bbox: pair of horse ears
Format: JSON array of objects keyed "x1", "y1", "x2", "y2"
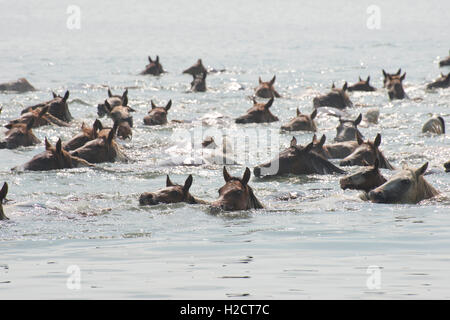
[
  {"x1": 166, "y1": 175, "x2": 193, "y2": 192},
  {"x1": 52, "y1": 90, "x2": 70, "y2": 101},
  {"x1": 331, "y1": 82, "x2": 348, "y2": 91},
  {"x1": 290, "y1": 136, "x2": 314, "y2": 152},
  {"x1": 45, "y1": 137, "x2": 63, "y2": 154},
  {"x1": 258, "y1": 75, "x2": 276, "y2": 85},
  {"x1": 151, "y1": 100, "x2": 172, "y2": 111},
  {"x1": 312, "y1": 134, "x2": 326, "y2": 147},
  {"x1": 359, "y1": 76, "x2": 371, "y2": 83},
  {"x1": 148, "y1": 55, "x2": 160, "y2": 63},
  {"x1": 223, "y1": 167, "x2": 251, "y2": 186}
]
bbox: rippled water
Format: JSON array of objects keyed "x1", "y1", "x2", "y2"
[{"x1": 1, "y1": 0, "x2": 450, "y2": 299}]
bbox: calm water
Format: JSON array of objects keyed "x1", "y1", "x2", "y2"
[{"x1": 0, "y1": 0, "x2": 450, "y2": 299}]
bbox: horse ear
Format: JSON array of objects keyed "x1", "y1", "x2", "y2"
[
  {"x1": 304, "y1": 141, "x2": 314, "y2": 153},
  {"x1": 104, "y1": 100, "x2": 112, "y2": 111},
  {"x1": 258, "y1": 77, "x2": 262, "y2": 84},
  {"x1": 382, "y1": 69, "x2": 387, "y2": 77},
  {"x1": 183, "y1": 175, "x2": 193, "y2": 193},
  {"x1": 270, "y1": 75, "x2": 276, "y2": 86},
  {"x1": 45, "y1": 137, "x2": 52, "y2": 150},
  {"x1": 374, "y1": 133, "x2": 381, "y2": 148},
  {"x1": 396, "y1": 68, "x2": 401, "y2": 76},
  {"x1": 0, "y1": 182, "x2": 7, "y2": 201},
  {"x1": 310, "y1": 109, "x2": 317, "y2": 120},
  {"x1": 63, "y1": 91, "x2": 70, "y2": 101},
  {"x1": 223, "y1": 166, "x2": 232, "y2": 182},
  {"x1": 359, "y1": 76, "x2": 362, "y2": 81},
  {"x1": 356, "y1": 134, "x2": 364, "y2": 145},
  {"x1": 52, "y1": 91, "x2": 57, "y2": 98},
  {"x1": 241, "y1": 167, "x2": 251, "y2": 186},
  {"x1": 342, "y1": 82, "x2": 348, "y2": 91},
  {"x1": 367, "y1": 76, "x2": 370, "y2": 83},
  {"x1": 26, "y1": 118, "x2": 35, "y2": 130},
  {"x1": 400, "y1": 73, "x2": 406, "y2": 81},
  {"x1": 151, "y1": 100, "x2": 157, "y2": 109},
  {"x1": 108, "y1": 89, "x2": 113, "y2": 97},
  {"x1": 296, "y1": 108, "x2": 301, "y2": 116},
  {"x1": 290, "y1": 136, "x2": 297, "y2": 147},
  {"x1": 165, "y1": 100, "x2": 172, "y2": 111},
  {"x1": 156, "y1": 56, "x2": 159, "y2": 63},
  {"x1": 319, "y1": 134, "x2": 326, "y2": 147},
  {"x1": 148, "y1": 56, "x2": 153, "y2": 63},
  {"x1": 108, "y1": 121, "x2": 118, "y2": 145},
  {"x1": 56, "y1": 138, "x2": 62, "y2": 154},
  {"x1": 441, "y1": 72, "x2": 445, "y2": 78},
  {"x1": 122, "y1": 94, "x2": 128, "y2": 107},
  {"x1": 312, "y1": 134, "x2": 317, "y2": 142},
  {"x1": 415, "y1": 162, "x2": 428, "y2": 177},
  {"x1": 93, "y1": 119, "x2": 103, "y2": 131},
  {"x1": 264, "y1": 97, "x2": 274, "y2": 109},
  {"x1": 354, "y1": 113, "x2": 362, "y2": 126},
  {"x1": 331, "y1": 82, "x2": 335, "y2": 89},
  {"x1": 373, "y1": 158, "x2": 380, "y2": 170},
  {"x1": 252, "y1": 97, "x2": 257, "y2": 105},
  {"x1": 166, "y1": 175, "x2": 174, "y2": 187}
]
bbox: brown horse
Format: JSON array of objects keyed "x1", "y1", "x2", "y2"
[
  {"x1": 312, "y1": 134, "x2": 359, "y2": 159},
  {"x1": 70, "y1": 122, "x2": 128, "y2": 163},
  {"x1": 0, "y1": 78, "x2": 36, "y2": 93},
  {"x1": 281, "y1": 108, "x2": 317, "y2": 132},
  {"x1": 334, "y1": 113, "x2": 363, "y2": 142},
  {"x1": 139, "y1": 175, "x2": 206, "y2": 205},
  {"x1": 444, "y1": 160, "x2": 450, "y2": 172},
  {"x1": 340, "y1": 159, "x2": 387, "y2": 193},
  {"x1": 368, "y1": 162, "x2": 439, "y2": 204},
  {"x1": 15, "y1": 138, "x2": 94, "y2": 171},
  {"x1": 140, "y1": 55, "x2": 165, "y2": 75},
  {"x1": 97, "y1": 88, "x2": 128, "y2": 117},
  {"x1": 383, "y1": 70, "x2": 407, "y2": 100},
  {"x1": 21, "y1": 91, "x2": 73, "y2": 123},
  {"x1": 347, "y1": 76, "x2": 376, "y2": 92},
  {"x1": 255, "y1": 76, "x2": 281, "y2": 98},
  {"x1": 313, "y1": 82, "x2": 353, "y2": 110},
  {"x1": 63, "y1": 119, "x2": 103, "y2": 151},
  {"x1": 422, "y1": 116, "x2": 445, "y2": 134},
  {"x1": 339, "y1": 134, "x2": 394, "y2": 170},
  {"x1": 439, "y1": 51, "x2": 450, "y2": 67},
  {"x1": 5, "y1": 105, "x2": 67, "y2": 129},
  {"x1": 0, "y1": 182, "x2": 8, "y2": 220},
  {"x1": 0, "y1": 119, "x2": 40, "y2": 149},
  {"x1": 183, "y1": 59, "x2": 208, "y2": 77},
  {"x1": 210, "y1": 167, "x2": 263, "y2": 211},
  {"x1": 426, "y1": 72, "x2": 450, "y2": 90},
  {"x1": 143, "y1": 100, "x2": 172, "y2": 125},
  {"x1": 253, "y1": 137, "x2": 346, "y2": 177},
  {"x1": 382, "y1": 69, "x2": 401, "y2": 88},
  {"x1": 235, "y1": 97, "x2": 279, "y2": 124}
]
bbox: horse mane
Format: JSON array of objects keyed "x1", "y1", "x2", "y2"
[
  {"x1": 247, "y1": 185, "x2": 264, "y2": 209},
  {"x1": 417, "y1": 175, "x2": 439, "y2": 201},
  {"x1": 310, "y1": 151, "x2": 346, "y2": 174}
]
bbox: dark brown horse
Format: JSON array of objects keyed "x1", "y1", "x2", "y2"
[
  {"x1": 235, "y1": 97, "x2": 279, "y2": 124},
  {"x1": 63, "y1": 119, "x2": 103, "y2": 151},
  {"x1": 313, "y1": 82, "x2": 353, "y2": 109},
  {"x1": 143, "y1": 100, "x2": 172, "y2": 125},
  {"x1": 383, "y1": 70, "x2": 407, "y2": 100},
  {"x1": 0, "y1": 119, "x2": 40, "y2": 149},
  {"x1": 139, "y1": 175, "x2": 206, "y2": 205},
  {"x1": 253, "y1": 137, "x2": 346, "y2": 177},
  {"x1": 281, "y1": 108, "x2": 317, "y2": 132},
  {"x1": 312, "y1": 134, "x2": 359, "y2": 159},
  {"x1": 140, "y1": 55, "x2": 165, "y2": 76},
  {"x1": 255, "y1": 76, "x2": 281, "y2": 98},
  {"x1": 426, "y1": 72, "x2": 450, "y2": 90},
  {"x1": 347, "y1": 76, "x2": 376, "y2": 92},
  {"x1": 0, "y1": 78, "x2": 36, "y2": 93},
  {"x1": 382, "y1": 69, "x2": 401, "y2": 88},
  {"x1": 69, "y1": 122, "x2": 128, "y2": 163},
  {"x1": 444, "y1": 160, "x2": 450, "y2": 172},
  {"x1": 97, "y1": 88, "x2": 128, "y2": 117},
  {"x1": 210, "y1": 167, "x2": 264, "y2": 211},
  {"x1": 340, "y1": 159, "x2": 387, "y2": 193},
  {"x1": 339, "y1": 134, "x2": 394, "y2": 170},
  {"x1": 368, "y1": 162, "x2": 439, "y2": 204},
  {"x1": 0, "y1": 182, "x2": 8, "y2": 220},
  {"x1": 334, "y1": 113, "x2": 363, "y2": 142},
  {"x1": 21, "y1": 91, "x2": 73, "y2": 123},
  {"x1": 16, "y1": 138, "x2": 94, "y2": 171}
]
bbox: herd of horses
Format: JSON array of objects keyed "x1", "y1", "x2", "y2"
[{"x1": 1, "y1": 51, "x2": 450, "y2": 219}]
